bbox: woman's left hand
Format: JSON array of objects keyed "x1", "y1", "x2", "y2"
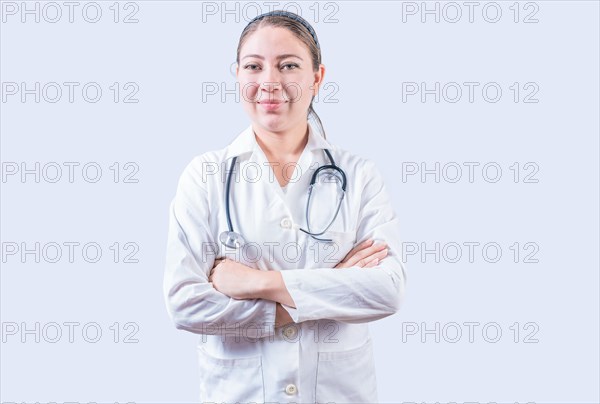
[{"x1": 209, "y1": 258, "x2": 261, "y2": 300}]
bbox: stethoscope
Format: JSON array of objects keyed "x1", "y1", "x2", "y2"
[{"x1": 219, "y1": 148, "x2": 347, "y2": 249}]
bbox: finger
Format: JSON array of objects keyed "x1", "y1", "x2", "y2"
[
  {"x1": 364, "y1": 257, "x2": 379, "y2": 268},
  {"x1": 345, "y1": 238, "x2": 374, "y2": 256},
  {"x1": 346, "y1": 242, "x2": 388, "y2": 267},
  {"x1": 353, "y1": 238, "x2": 375, "y2": 253},
  {"x1": 365, "y1": 247, "x2": 389, "y2": 266},
  {"x1": 347, "y1": 245, "x2": 387, "y2": 267},
  {"x1": 339, "y1": 239, "x2": 374, "y2": 264},
  {"x1": 374, "y1": 247, "x2": 389, "y2": 260}
]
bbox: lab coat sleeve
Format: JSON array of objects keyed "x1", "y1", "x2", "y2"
[
  {"x1": 163, "y1": 157, "x2": 277, "y2": 339},
  {"x1": 279, "y1": 158, "x2": 407, "y2": 324}
]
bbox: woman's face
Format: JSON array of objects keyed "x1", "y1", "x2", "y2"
[{"x1": 236, "y1": 25, "x2": 325, "y2": 134}]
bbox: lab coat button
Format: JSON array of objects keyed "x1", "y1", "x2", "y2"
[
  {"x1": 283, "y1": 325, "x2": 297, "y2": 338},
  {"x1": 285, "y1": 383, "x2": 297, "y2": 395},
  {"x1": 280, "y1": 218, "x2": 292, "y2": 229}
]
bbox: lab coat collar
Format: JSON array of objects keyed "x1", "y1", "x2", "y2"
[{"x1": 224, "y1": 122, "x2": 333, "y2": 160}]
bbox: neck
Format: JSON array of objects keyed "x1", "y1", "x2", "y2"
[{"x1": 253, "y1": 123, "x2": 309, "y2": 161}]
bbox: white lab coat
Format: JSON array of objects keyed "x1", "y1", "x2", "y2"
[{"x1": 163, "y1": 122, "x2": 407, "y2": 404}]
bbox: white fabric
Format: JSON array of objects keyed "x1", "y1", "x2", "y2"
[{"x1": 163, "y1": 122, "x2": 407, "y2": 404}]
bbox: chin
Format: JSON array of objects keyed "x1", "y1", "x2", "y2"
[{"x1": 252, "y1": 113, "x2": 287, "y2": 130}]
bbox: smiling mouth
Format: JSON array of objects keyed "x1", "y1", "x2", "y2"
[
  {"x1": 257, "y1": 100, "x2": 286, "y2": 110},
  {"x1": 257, "y1": 100, "x2": 285, "y2": 104}
]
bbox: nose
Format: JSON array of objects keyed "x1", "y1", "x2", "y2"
[
  {"x1": 261, "y1": 64, "x2": 283, "y2": 86},
  {"x1": 259, "y1": 67, "x2": 283, "y2": 101},
  {"x1": 260, "y1": 81, "x2": 282, "y2": 93}
]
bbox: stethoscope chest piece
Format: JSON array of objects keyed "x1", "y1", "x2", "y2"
[{"x1": 219, "y1": 230, "x2": 246, "y2": 249}]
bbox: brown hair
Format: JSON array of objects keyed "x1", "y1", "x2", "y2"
[{"x1": 236, "y1": 12, "x2": 328, "y2": 139}]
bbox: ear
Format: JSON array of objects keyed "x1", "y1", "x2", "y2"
[{"x1": 313, "y1": 64, "x2": 326, "y2": 96}]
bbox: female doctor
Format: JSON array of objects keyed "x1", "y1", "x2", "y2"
[{"x1": 163, "y1": 10, "x2": 407, "y2": 404}]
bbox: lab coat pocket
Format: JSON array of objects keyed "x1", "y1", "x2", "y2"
[
  {"x1": 197, "y1": 346, "x2": 265, "y2": 404},
  {"x1": 319, "y1": 230, "x2": 356, "y2": 266},
  {"x1": 315, "y1": 338, "x2": 378, "y2": 404}
]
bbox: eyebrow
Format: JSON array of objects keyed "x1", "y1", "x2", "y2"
[{"x1": 241, "y1": 54, "x2": 303, "y2": 61}]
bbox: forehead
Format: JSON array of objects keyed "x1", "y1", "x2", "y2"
[{"x1": 240, "y1": 26, "x2": 310, "y2": 58}]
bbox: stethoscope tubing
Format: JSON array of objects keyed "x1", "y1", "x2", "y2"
[{"x1": 221, "y1": 149, "x2": 346, "y2": 247}]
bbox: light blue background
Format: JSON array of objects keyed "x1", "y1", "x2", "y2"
[{"x1": 1, "y1": 1, "x2": 599, "y2": 403}]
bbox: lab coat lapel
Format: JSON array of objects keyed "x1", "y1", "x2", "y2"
[
  {"x1": 241, "y1": 123, "x2": 333, "y2": 220},
  {"x1": 251, "y1": 141, "x2": 288, "y2": 205},
  {"x1": 252, "y1": 135, "x2": 324, "y2": 213},
  {"x1": 284, "y1": 146, "x2": 319, "y2": 211},
  {"x1": 286, "y1": 124, "x2": 333, "y2": 220}
]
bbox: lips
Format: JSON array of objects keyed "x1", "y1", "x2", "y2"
[
  {"x1": 257, "y1": 100, "x2": 284, "y2": 104},
  {"x1": 257, "y1": 99, "x2": 285, "y2": 111}
]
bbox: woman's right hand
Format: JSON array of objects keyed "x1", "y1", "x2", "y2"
[{"x1": 335, "y1": 239, "x2": 389, "y2": 269}]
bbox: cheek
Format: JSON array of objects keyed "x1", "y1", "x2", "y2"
[
  {"x1": 284, "y1": 81, "x2": 314, "y2": 104},
  {"x1": 283, "y1": 84, "x2": 301, "y2": 103},
  {"x1": 239, "y1": 81, "x2": 260, "y2": 103}
]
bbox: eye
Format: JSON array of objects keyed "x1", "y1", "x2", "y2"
[
  {"x1": 281, "y1": 63, "x2": 299, "y2": 70},
  {"x1": 243, "y1": 63, "x2": 261, "y2": 71}
]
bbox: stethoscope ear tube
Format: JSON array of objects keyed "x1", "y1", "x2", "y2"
[
  {"x1": 302, "y1": 149, "x2": 346, "y2": 241},
  {"x1": 309, "y1": 164, "x2": 347, "y2": 192},
  {"x1": 224, "y1": 156, "x2": 237, "y2": 233},
  {"x1": 301, "y1": 188, "x2": 345, "y2": 241},
  {"x1": 220, "y1": 148, "x2": 347, "y2": 247},
  {"x1": 219, "y1": 156, "x2": 247, "y2": 249}
]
